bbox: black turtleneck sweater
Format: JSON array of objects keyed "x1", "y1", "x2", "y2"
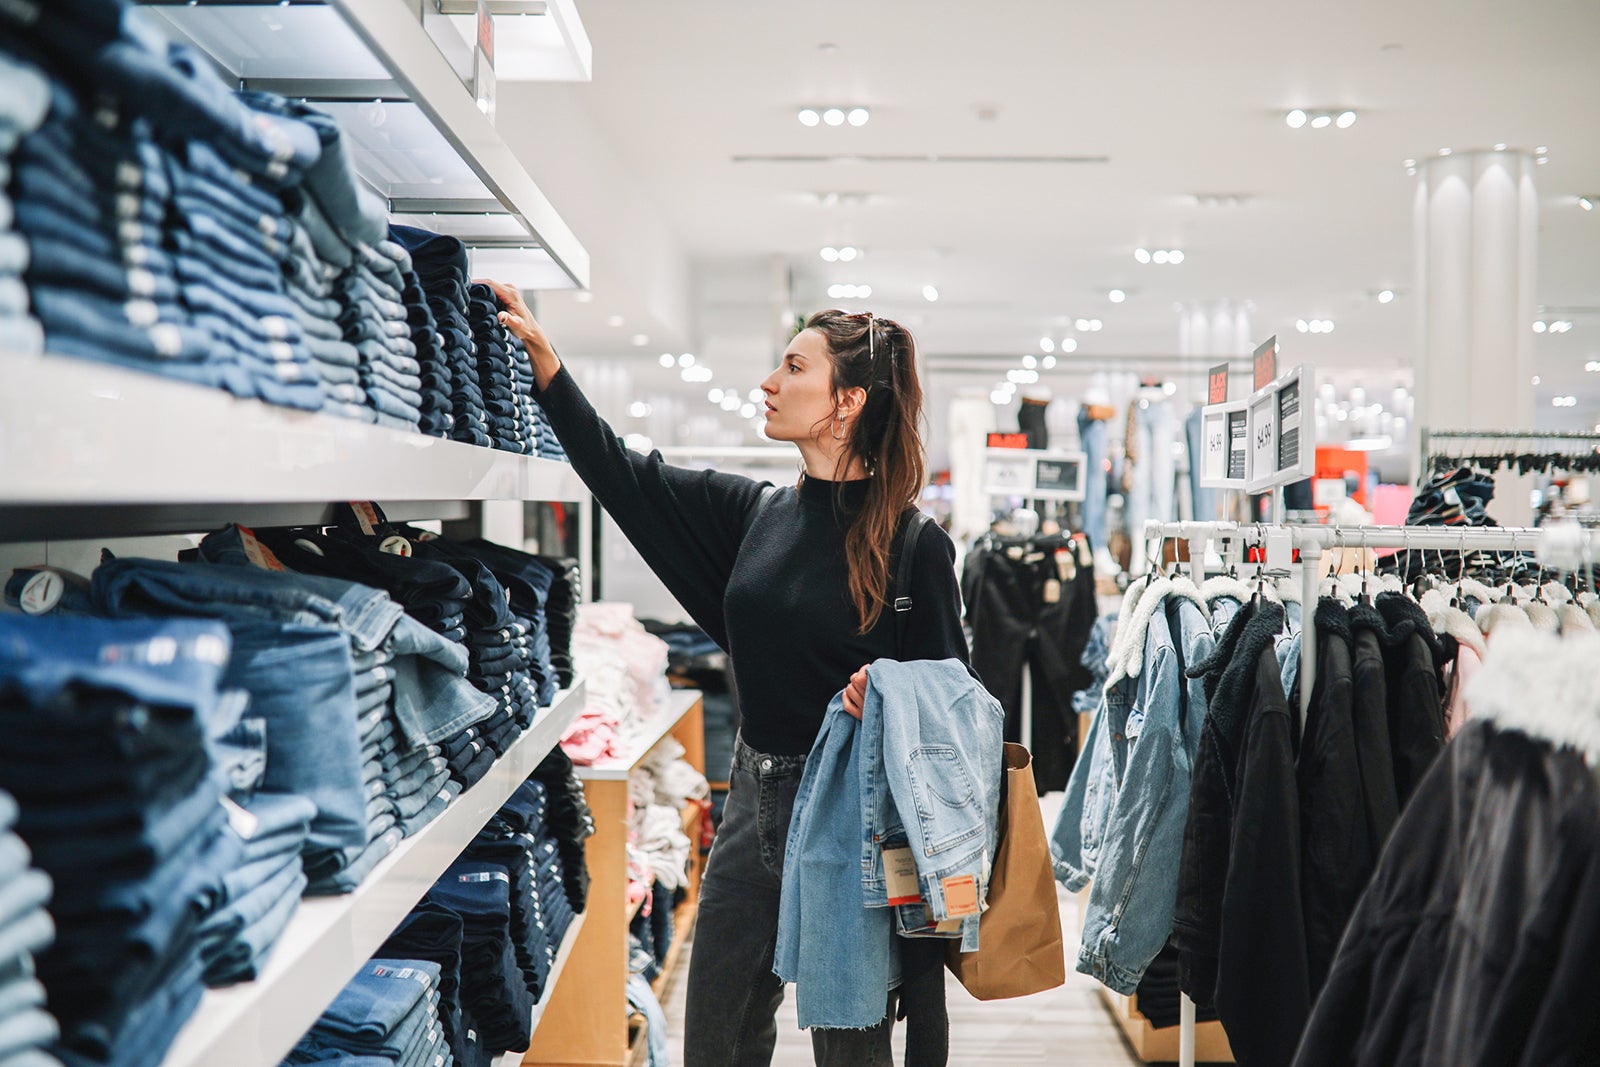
[{"x1": 537, "y1": 366, "x2": 970, "y2": 756}]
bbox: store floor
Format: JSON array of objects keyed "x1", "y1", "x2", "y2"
[{"x1": 659, "y1": 793, "x2": 1150, "y2": 1066}]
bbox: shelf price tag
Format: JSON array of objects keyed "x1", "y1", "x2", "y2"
[
  {"x1": 1199, "y1": 363, "x2": 1248, "y2": 490},
  {"x1": 473, "y1": 0, "x2": 497, "y2": 122},
  {"x1": 1246, "y1": 360, "x2": 1316, "y2": 494}
]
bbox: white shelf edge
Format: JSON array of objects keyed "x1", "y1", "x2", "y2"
[
  {"x1": 158, "y1": 679, "x2": 587, "y2": 1067},
  {"x1": 0, "y1": 355, "x2": 588, "y2": 506},
  {"x1": 492, "y1": 907, "x2": 588, "y2": 1067},
  {"x1": 578, "y1": 689, "x2": 702, "y2": 782},
  {"x1": 332, "y1": 0, "x2": 590, "y2": 289}
]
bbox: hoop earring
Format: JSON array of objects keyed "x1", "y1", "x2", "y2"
[{"x1": 831, "y1": 418, "x2": 847, "y2": 441}]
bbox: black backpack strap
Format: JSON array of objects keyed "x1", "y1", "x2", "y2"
[{"x1": 893, "y1": 510, "x2": 933, "y2": 658}]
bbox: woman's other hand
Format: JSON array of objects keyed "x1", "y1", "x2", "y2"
[{"x1": 842, "y1": 664, "x2": 870, "y2": 720}]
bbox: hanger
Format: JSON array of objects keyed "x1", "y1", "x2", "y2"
[{"x1": 1357, "y1": 529, "x2": 1373, "y2": 607}]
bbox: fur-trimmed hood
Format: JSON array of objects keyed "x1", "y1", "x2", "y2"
[
  {"x1": 1106, "y1": 575, "x2": 1209, "y2": 686},
  {"x1": 1187, "y1": 601, "x2": 1288, "y2": 747},
  {"x1": 1419, "y1": 588, "x2": 1488, "y2": 660},
  {"x1": 1466, "y1": 628, "x2": 1600, "y2": 764}
]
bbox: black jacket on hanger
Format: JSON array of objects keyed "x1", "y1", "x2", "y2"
[
  {"x1": 1297, "y1": 599, "x2": 1375, "y2": 996},
  {"x1": 961, "y1": 534, "x2": 1095, "y2": 792},
  {"x1": 1294, "y1": 720, "x2": 1600, "y2": 1067},
  {"x1": 1346, "y1": 602, "x2": 1401, "y2": 849},
  {"x1": 1373, "y1": 593, "x2": 1448, "y2": 806},
  {"x1": 1175, "y1": 599, "x2": 1312, "y2": 1067}
]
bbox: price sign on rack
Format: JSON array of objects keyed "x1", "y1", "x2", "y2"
[
  {"x1": 1246, "y1": 359, "x2": 1316, "y2": 493},
  {"x1": 1199, "y1": 361, "x2": 1248, "y2": 489},
  {"x1": 983, "y1": 449, "x2": 1087, "y2": 500}
]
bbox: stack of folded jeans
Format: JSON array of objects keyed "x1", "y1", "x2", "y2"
[
  {"x1": 340, "y1": 238, "x2": 424, "y2": 434},
  {"x1": 390, "y1": 226, "x2": 491, "y2": 449},
  {"x1": 377, "y1": 902, "x2": 484, "y2": 1067},
  {"x1": 0, "y1": 52, "x2": 49, "y2": 362},
  {"x1": 466, "y1": 284, "x2": 535, "y2": 455},
  {"x1": 0, "y1": 789, "x2": 61, "y2": 1067},
  {"x1": 458, "y1": 541, "x2": 563, "y2": 708},
  {"x1": 529, "y1": 748, "x2": 593, "y2": 914},
  {"x1": 196, "y1": 792, "x2": 315, "y2": 985},
  {"x1": 0, "y1": 615, "x2": 245, "y2": 1067},
  {"x1": 281, "y1": 958, "x2": 452, "y2": 1067},
  {"x1": 459, "y1": 836, "x2": 549, "y2": 1007},
  {"x1": 396, "y1": 251, "x2": 454, "y2": 438},
  {"x1": 281, "y1": 197, "x2": 372, "y2": 423},
  {"x1": 425, "y1": 862, "x2": 531, "y2": 1057},
  {"x1": 90, "y1": 552, "x2": 495, "y2": 893},
  {"x1": 529, "y1": 557, "x2": 578, "y2": 690}
]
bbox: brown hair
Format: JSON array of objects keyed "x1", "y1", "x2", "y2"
[{"x1": 802, "y1": 309, "x2": 926, "y2": 634}]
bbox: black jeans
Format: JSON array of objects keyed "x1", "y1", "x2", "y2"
[{"x1": 684, "y1": 737, "x2": 893, "y2": 1067}]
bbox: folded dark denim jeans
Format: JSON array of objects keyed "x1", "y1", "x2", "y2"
[{"x1": 316, "y1": 958, "x2": 438, "y2": 1044}]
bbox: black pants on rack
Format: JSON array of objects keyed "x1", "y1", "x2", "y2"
[
  {"x1": 964, "y1": 540, "x2": 1097, "y2": 793},
  {"x1": 683, "y1": 738, "x2": 945, "y2": 1067}
]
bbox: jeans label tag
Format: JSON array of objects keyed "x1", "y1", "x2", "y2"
[
  {"x1": 379, "y1": 535, "x2": 412, "y2": 557},
  {"x1": 883, "y1": 846, "x2": 922, "y2": 906},
  {"x1": 351, "y1": 501, "x2": 380, "y2": 535},
  {"x1": 237, "y1": 525, "x2": 287, "y2": 572},
  {"x1": 942, "y1": 874, "x2": 980, "y2": 917},
  {"x1": 18, "y1": 571, "x2": 62, "y2": 615},
  {"x1": 219, "y1": 796, "x2": 259, "y2": 840}
]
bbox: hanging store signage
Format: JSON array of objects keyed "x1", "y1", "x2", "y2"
[
  {"x1": 473, "y1": 0, "x2": 497, "y2": 121},
  {"x1": 983, "y1": 449, "x2": 1087, "y2": 501},
  {"x1": 1200, "y1": 399, "x2": 1249, "y2": 490},
  {"x1": 986, "y1": 432, "x2": 1030, "y2": 449},
  {"x1": 1207, "y1": 362, "x2": 1230, "y2": 406},
  {"x1": 1252, "y1": 336, "x2": 1278, "y2": 392},
  {"x1": 1246, "y1": 362, "x2": 1316, "y2": 494}
]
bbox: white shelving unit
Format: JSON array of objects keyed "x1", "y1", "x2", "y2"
[
  {"x1": 144, "y1": 0, "x2": 590, "y2": 289},
  {"x1": 158, "y1": 682, "x2": 586, "y2": 1067},
  {"x1": 0, "y1": 357, "x2": 586, "y2": 508}
]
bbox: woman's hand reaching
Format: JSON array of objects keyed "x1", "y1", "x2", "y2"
[
  {"x1": 475, "y1": 277, "x2": 562, "y2": 390},
  {"x1": 842, "y1": 664, "x2": 870, "y2": 720}
]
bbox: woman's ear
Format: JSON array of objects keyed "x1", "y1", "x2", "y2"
[{"x1": 835, "y1": 385, "x2": 868, "y2": 420}]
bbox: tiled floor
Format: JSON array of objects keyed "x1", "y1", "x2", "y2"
[{"x1": 657, "y1": 794, "x2": 1150, "y2": 1066}]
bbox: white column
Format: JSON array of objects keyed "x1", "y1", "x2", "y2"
[{"x1": 1413, "y1": 150, "x2": 1538, "y2": 523}]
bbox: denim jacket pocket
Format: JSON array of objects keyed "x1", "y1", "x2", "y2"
[{"x1": 907, "y1": 745, "x2": 984, "y2": 856}]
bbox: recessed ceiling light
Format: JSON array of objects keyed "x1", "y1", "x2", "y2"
[
  {"x1": 858, "y1": 284, "x2": 872, "y2": 298},
  {"x1": 1135, "y1": 248, "x2": 1151, "y2": 264},
  {"x1": 1532, "y1": 375, "x2": 1542, "y2": 385},
  {"x1": 678, "y1": 353, "x2": 695, "y2": 367},
  {"x1": 1336, "y1": 110, "x2": 1357, "y2": 128},
  {"x1": 1152, "y1": 250, "x2": 1170, "y2": 264},
  {"x1": 1108, "y1": 289, "x2": 1127, "y2": 303},
  {"x1": 1042, "y1": 355, "x2": 1057, "y2": 369},
  {"x1": 922, "y1": 285, "x2": 940, "y2": 302},
  {"x1": 740, "y1": 403, "x2": 757, "y2": 418},
  {"x1": 574, "y1": 290, "x2": 595, "y2": 303},
  {"x1": 1438, "y1": 148, "x2": 1453, "y2": 157},
  {"x1": 1584, "y1": 361, "x2": 1600, "y2": 373},
  {"x1": 1378, "y1": 289, "x2": 1396, "y2": 304},
  {"x1": 823, "y1": 108, "x2": 846, "y2": 126},
  {"x1": 1286, "y1": 109, "x2": 1308, "y2": 129},
  {"x1": 721, "y1": 394, "x2": 741, "y2": 411},
  {"x1": 631, "y1": 334, "x2": 649, "y2": 346},
  {"x1": 1580, "y1": 196, "x2": 1594, "y2": 211},
  {"x1": 1023, "y1": 355, "x2": 1038, "y2": 368},
  {"x1": 606, "y1": 314, "x2": 625, "y2": 327},
  {"x1": 1533, "y1": 321, "x2": 1548, "y2": 333},
  {"x1": 1168, "y1": 250, "x2": 1184, "y2": 264},
  {"x1": 1039, "y1": 338, "x2": 1054, "y2": 354},
  {"x1": 659, "y1": 353, "x2": 675, "y2": 368},
  {"x1": 847, "y1": 108, "x2": 870, "y2": 127},
  {"x1": 627, "y1": 402, "x2": 651, "y2": 418},
  {"x1": 1494, "y1": 143, "x2": 1508, "y2": 152},
  {"x1": 1553, "y1": 395, "x2": 1578, "y2": 407},
  {"x1": 1297, "y1": 319, "x2": 1310, "y2": 333},
  {"x1": 1060, "y1": 338, "x2": 1078, "y2": 353},
  {"x1": 1074, "y1": 319, "x2": 1090, "y2": 331},
  {"x1": 708, "y1": 388, "x2": 724, "y2": 404},
  {"x1": 798, "y1": 108, "x2": 820, "y2": 127},
  {"x1": 1537, "y1": 146, "x2": 1549, "y2": 155},
  {"x1": 836, "y1": 246, "x2": 859, "y2": 262},
  {"x1": 1310, "y1": 113, "x2": 1333, "y2": 129},
  {"x1": 820, "y1": 246, "x2": 839, "y2": 262}
]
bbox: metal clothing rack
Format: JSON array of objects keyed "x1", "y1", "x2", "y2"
[
  {"x1": 1420, "y1": 427, "x2": 1600, "y2": 469},
  {"x1": 1135, "y1": 519, "x2": 1600, "y2": 1067}
]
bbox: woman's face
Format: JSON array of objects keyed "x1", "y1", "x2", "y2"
[{"x1": 758, "y1": 328, "x2": 839, "y2": 443}]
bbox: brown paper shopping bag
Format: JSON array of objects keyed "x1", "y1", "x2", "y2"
[{"x1": 946, "y1": 742, "x2": 1067, "y2": 1000}]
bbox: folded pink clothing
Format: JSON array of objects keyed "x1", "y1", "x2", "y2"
[{"x1": 561, "y1": 707, "x2": 621, "y2": 764}]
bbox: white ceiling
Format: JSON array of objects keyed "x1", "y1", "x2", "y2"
[{"x1": 512, "y1": 0, "x2": 1600, "y2": 426}]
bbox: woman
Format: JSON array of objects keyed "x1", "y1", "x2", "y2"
[{"x1": 482, "y1": 281, "x2": 971, "y2": 1067}]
